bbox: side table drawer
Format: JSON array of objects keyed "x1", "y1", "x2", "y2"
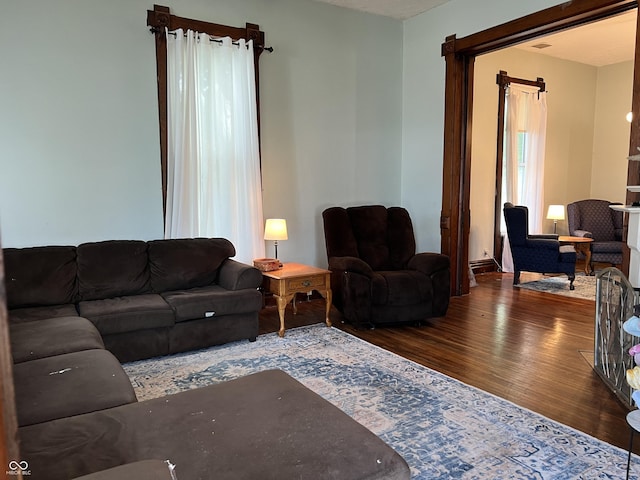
[{"x1": 287, "y1": 275, "x2": 326, "y2": 290}]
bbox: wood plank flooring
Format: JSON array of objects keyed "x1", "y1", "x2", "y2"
[{"x1": 258, "y1": 270, "x2": 637, "y2": 454}]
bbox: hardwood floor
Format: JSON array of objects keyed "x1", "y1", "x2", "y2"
[{"x1": 259, "y1": 270, "x2": 637, "y2": 454}]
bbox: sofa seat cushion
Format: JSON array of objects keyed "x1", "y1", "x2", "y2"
[
  {"x1": 14, "y1": 349, "x2": 137, "y2": 427},
  {"x1": 11, "y1": 316, "x2": 105, "y2": 363},
  {"x1": 78, "y1": 294, "x2": 174, "y2": 335},
  {"x1": 8, "y1": 304, "x2": 78, "y2": 324},
  {"x1": 19, "y1": 370, "x2": 410, "y2": 480},
  {"x1": 161, "y1": 285, "x2": 263, "y2": 322},
  {"x1": 371, "y1": 270, "x2": 432, "y2": 306}
]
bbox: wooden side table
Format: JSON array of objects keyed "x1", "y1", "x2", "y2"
[
  {"x1": 558, "y1": 235, "x2": 594, "y2": 275},
  {"x1": 261, "y1": 263, "x2": 332, "y2": 337}
]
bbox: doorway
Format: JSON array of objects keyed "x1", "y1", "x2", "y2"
[{"x1": 440, "y1": 0, "x2": 640, "y2": 296}]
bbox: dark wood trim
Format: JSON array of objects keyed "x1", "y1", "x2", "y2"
[
  {"x1": 0, "y1": 245, "x2": 19, "y2": 472},
  {"x1": 496, "y1": 70, "x2": 545, "y2": 92},
  {"x1": 442, "y1": 0, "x2": 638, "y2": 296},
  {"x1": 469, "y1": 258, "x2": 498, "y2": 274},
  {"x1": 493, "y1": 75, "x2": 507, "y2": 262},
  {"x1": 441, "y1": 35, "x2": 466, "y2": 295},
  {"x1": 453, "y1": 0, "x2": 636, "y2": 56},
  {"x1": 146, "y1": 5, "x2": 267, "y2": 220}
]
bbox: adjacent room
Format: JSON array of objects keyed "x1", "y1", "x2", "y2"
[{"x1": 2, "y1": 0, "x2": 640, "y2": 479}]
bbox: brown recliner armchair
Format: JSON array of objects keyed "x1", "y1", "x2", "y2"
[{"x1": 322, "y1": 205, "x2": 450, "y2": 328}]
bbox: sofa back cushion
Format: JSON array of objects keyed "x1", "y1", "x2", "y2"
[
  {"x1": 348, "y1": 206, "x2": 391, "y2": 271},
  {"x1": 148, "y1": 238, "x2": 236, "y2": 292},
  {"x1": 4, "y1": 246, "x2": 78, "y2": 309},
  {"x1": 77, "y1": 240, "x2": 151, "y2": 301},
  {"x1": 323, "y1": 205, "x2": 417, "y2": 271}
]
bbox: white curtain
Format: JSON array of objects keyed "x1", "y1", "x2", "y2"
[
  {"x1": 501, "y1": 84, "x2": 548, "y2": 272},
  {"x1": 165, "y1": 28, "x2": 265, "y2": 264}
]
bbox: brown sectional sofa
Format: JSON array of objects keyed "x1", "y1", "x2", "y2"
[
  {"x1": 5, "y1": 238, "x2": 264, "y2": 362},
  {"x1": 3, "y1": 238, "x2": 410, "y2": 479}
]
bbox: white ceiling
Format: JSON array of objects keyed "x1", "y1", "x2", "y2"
[
  {"x1": 514, "y1": 10, "x2": 637, "y2": 67},
  {"x1": 311, "y1": 1, "x2": 637, "y2": 67},
  {"x1": 311, "y1": 0, "x2": 451, "y2": 19}
]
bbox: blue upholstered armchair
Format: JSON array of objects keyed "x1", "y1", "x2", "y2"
[
  {"x1": 503, "y1": 203, "x2": 577, "y2": 290},
  {"x1": 567, "y1": 199, "x2": 623, "y2": 272}
]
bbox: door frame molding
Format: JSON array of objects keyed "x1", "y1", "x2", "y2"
[{"x1": 441, "y1": 0, "x2": 639, "y2": 296}]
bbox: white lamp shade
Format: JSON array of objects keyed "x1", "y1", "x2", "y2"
[
  {"x1": 264, "y1": 219, "x2": 288, "y2": 241},
  {"x1": 546, "y1": 205, "x2": 565, "y2": 221}
]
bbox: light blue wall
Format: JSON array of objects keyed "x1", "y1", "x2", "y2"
[
  {"x1": 0, "y1": 0, "x2": 575, "y2": 266},
  {"x1": 0, "y1": 0, "x2": 402, "y2": 267}
]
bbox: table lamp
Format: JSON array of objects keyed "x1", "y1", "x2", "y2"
[
  {"x1": 264, "y1": 218, "x2": 288, "y2": 259},
  {"x1": 546, "y1": 205, "x2": 565, "y2": 234}
]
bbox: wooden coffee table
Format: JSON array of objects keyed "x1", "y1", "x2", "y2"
[
  {"x1": 559, "y1": 235, "x2": 594, "y2": 275},
  {"x1": 261, "y1": 263, "x2": 332, "y2": 337}
]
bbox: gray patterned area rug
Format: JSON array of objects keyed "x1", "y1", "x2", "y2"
[
  {"x1": 124, "y1": 324, "x2": 632, "y2": 479},
  {"x1": 517, "y1": 273, "x2": 596, "y2": 300}
]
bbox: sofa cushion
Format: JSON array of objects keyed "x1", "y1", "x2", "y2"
[
  {"x1": 8, "y1": 304, "x2": 78, "y2": 324},
  {"x1": 14, "y1": 349, "x2": 137, "y2": 427},
  {"x1": 11, "y1": 316, "x2": 105, "y2": 363},
  {"x1": 161, "y1": 286, "x2": 263, "y2": 322},
  {"x1": 19, "y1": 370, "x2": 410, "y2": 480},
  {"x1": 4, "y1": 246, "x2": 77, "y2": 309},
  {"x1": 78, "y1": 294, "x2": 174, "y2": 335},
  {"x1": 148, "y1": 238, "x2": 236, "y2": 292},
  {"x1": 77, "y1": 240, "x2": 151, "y2": 301},
  {"x1": 347, "y1": 206, "x2": 391, "y2": 271}
]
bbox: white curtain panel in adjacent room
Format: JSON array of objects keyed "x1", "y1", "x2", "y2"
[
  {"x1": 501, "y1": 84, "x2": 548, "y2": 272},
  {"x1": 165, "y1": 29, "x2": 265, "y2": 263}
]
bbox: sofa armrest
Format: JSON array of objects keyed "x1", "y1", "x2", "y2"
[
  {"x1": 572, "y1": 230, "x2": 593, "y2": 238},
  {"x1": 407, "y1": 253, "x2": 450, "y2": 276},
  {"x1": 328, "y1": 256, "x2": 374, "y2": 278},
  {"x1": 218, "y1": 259, "x2": 263, "y2": 290}
]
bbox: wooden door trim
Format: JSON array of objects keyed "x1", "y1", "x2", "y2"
[{"x1": 442, "y1": 0, "x2": 638, "y2": 296}]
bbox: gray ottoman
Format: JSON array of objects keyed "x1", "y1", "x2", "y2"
[{"x1": 19, "y1": 369, "x2": 410, "y2": 480}]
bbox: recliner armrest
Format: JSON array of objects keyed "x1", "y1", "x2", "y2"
[
  {"x1": 572, "y1": 230, "x2": 593, "y2": 238},
  {"x1": 218, "y1": 259, "x2": 263, "y2": 290},
  {"x1": 328, "y1": 256, "x2": 375, "y2": 278},
  {"x1": 407, "y1": 253, "x2": 450, "y2": 276}
]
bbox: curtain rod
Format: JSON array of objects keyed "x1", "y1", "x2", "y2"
[
  {"x1": 150, "y1": 27, "x2": 273, "y2": 52},
  {"x1": 496, "y1": 70, "x2": 545, "y2": 92}
]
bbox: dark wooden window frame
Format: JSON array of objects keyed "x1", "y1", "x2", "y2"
[
  {"x1": 441, "y1": 0, "x2": 640, "y2": 296},
  {"x1": 146, "y1": 5, "x2": 268, "y2": 217},
  {"x1": 493, "y1": 71, "x2": 546, "y2": 264}
]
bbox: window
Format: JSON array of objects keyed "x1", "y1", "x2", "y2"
[{"x1": 147, "y1": 6, "x2": 270, "y2": 262}]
